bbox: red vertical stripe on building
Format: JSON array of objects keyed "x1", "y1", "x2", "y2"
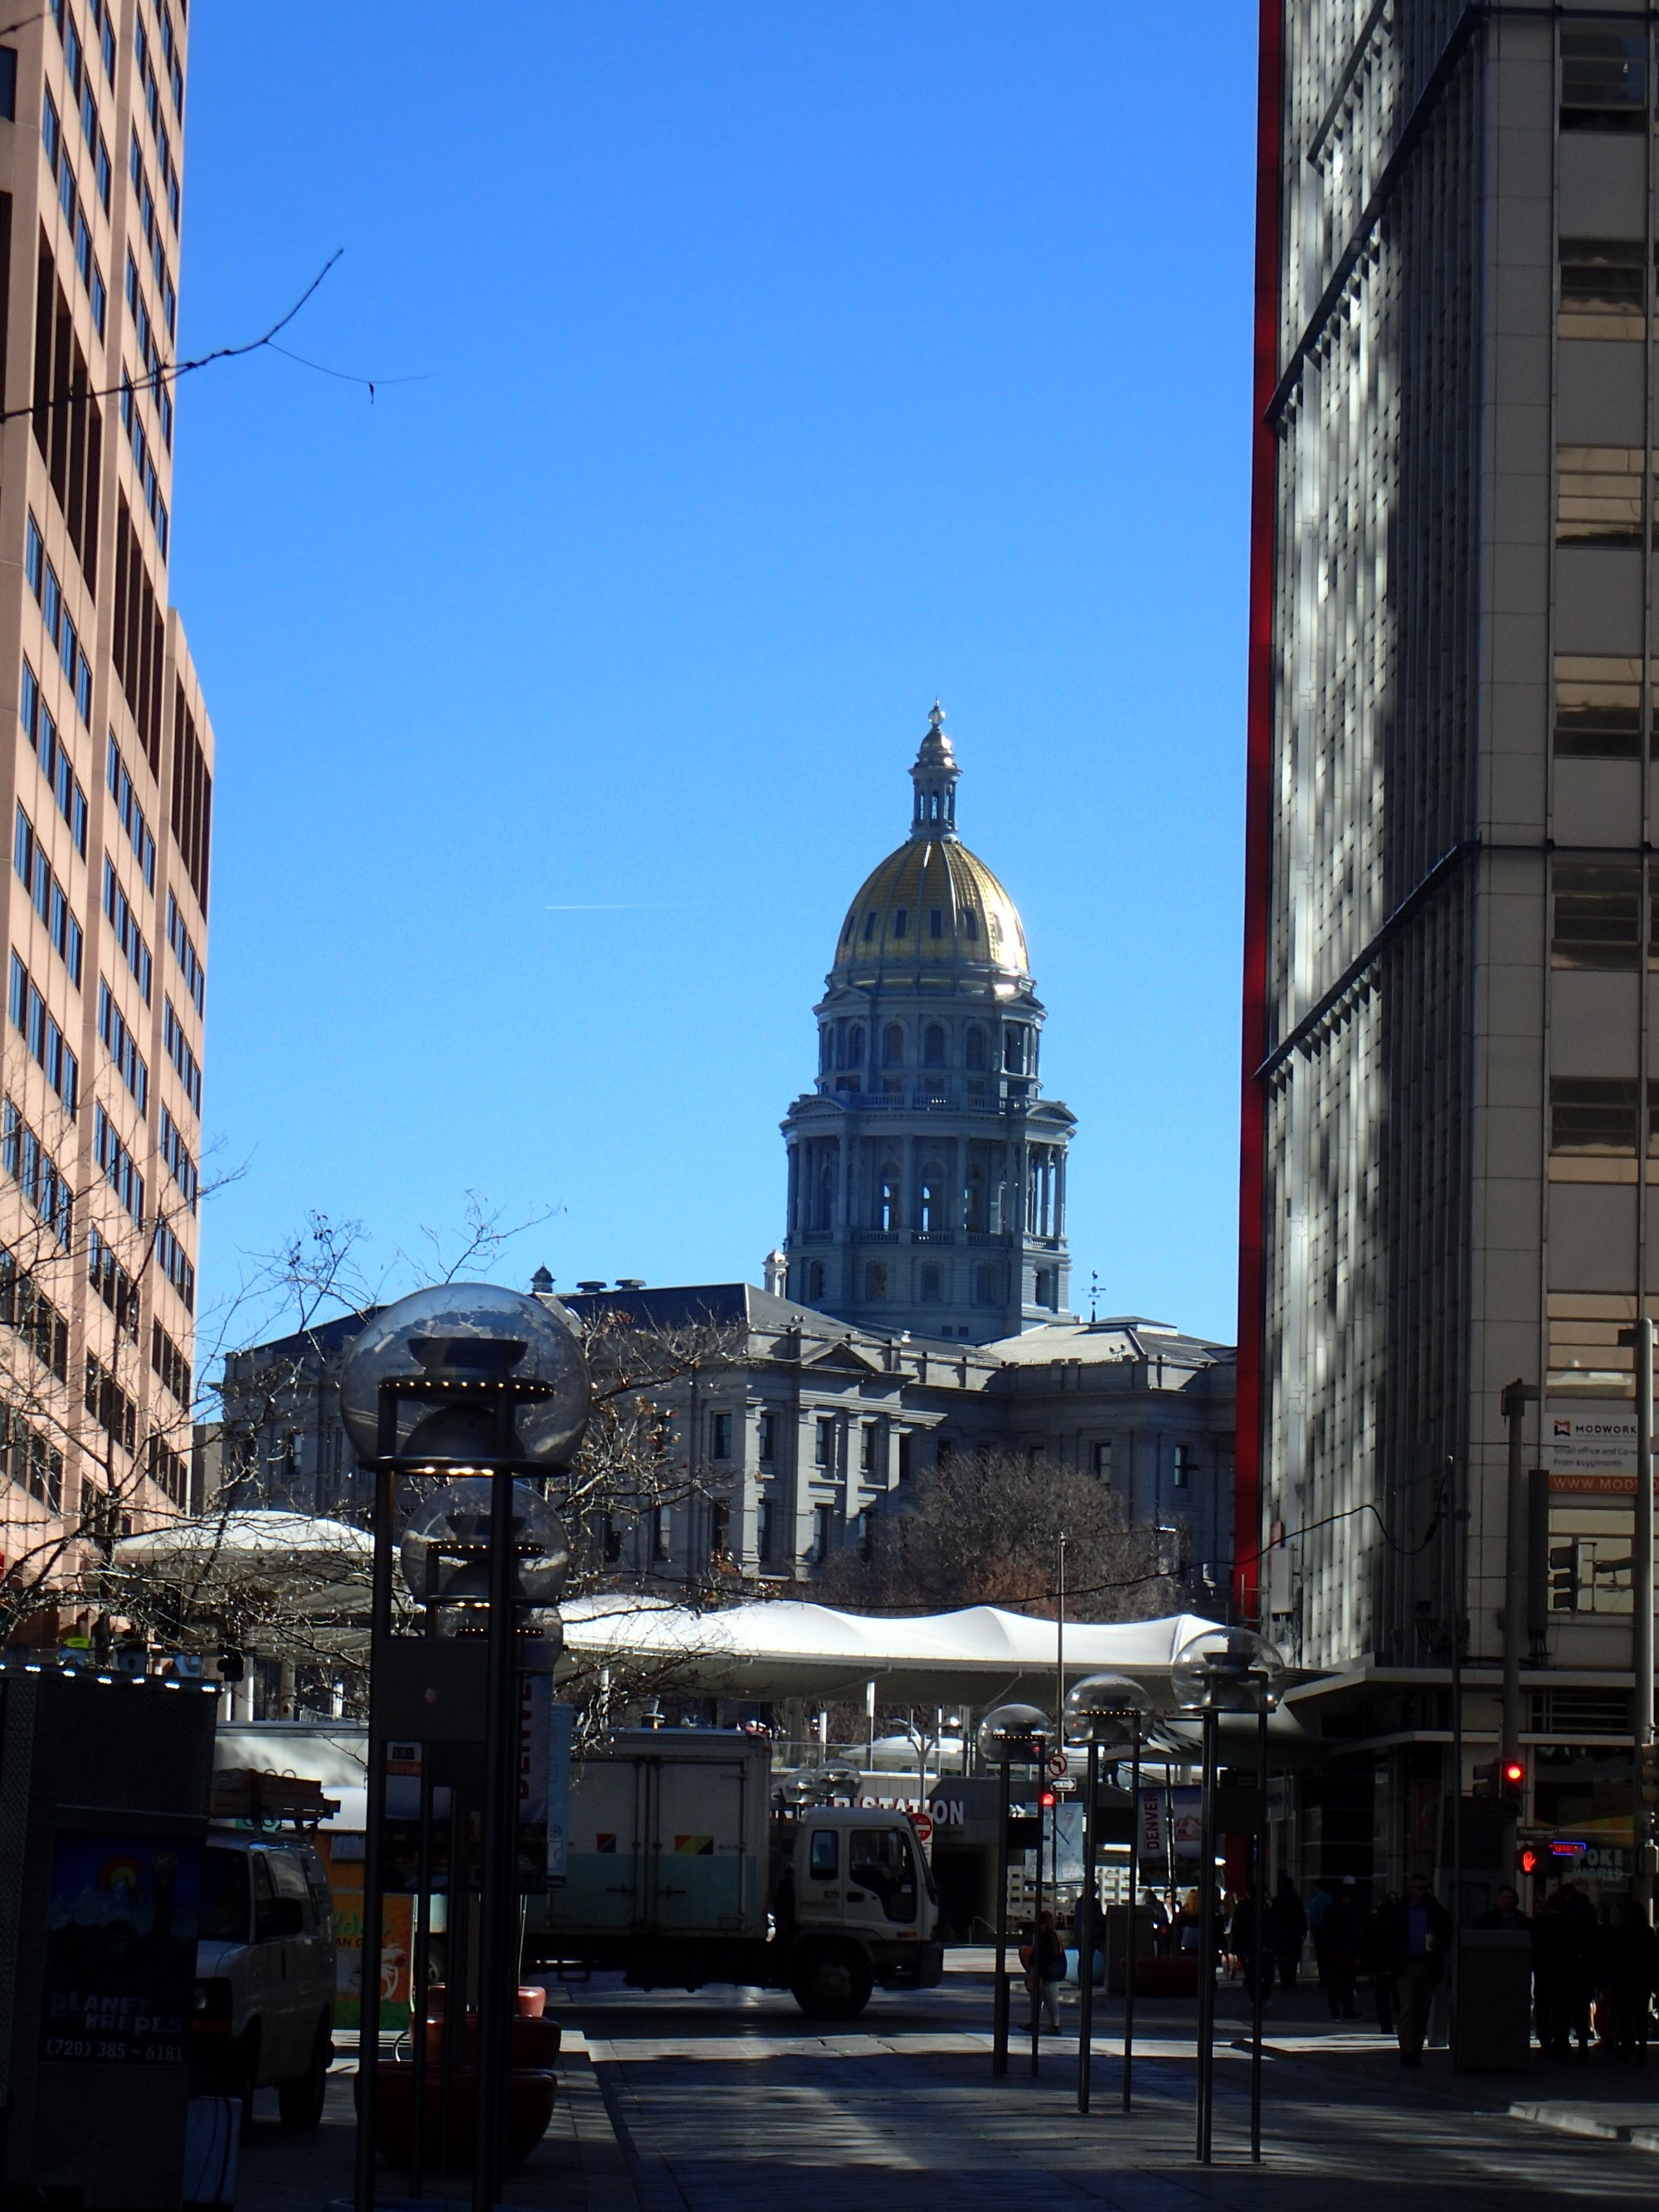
[{"x1": 1234, "y1": 0, "x2": 1283, "y2": 1625}]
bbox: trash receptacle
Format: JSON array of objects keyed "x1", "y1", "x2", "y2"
[{"x1": 1452, "y1": 1929, "x2": 1532, "y2": 2071}]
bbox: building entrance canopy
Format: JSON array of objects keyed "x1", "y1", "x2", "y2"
[{"x1": 559, "y1": 1595, "x2": 1229, "y2": 1706}]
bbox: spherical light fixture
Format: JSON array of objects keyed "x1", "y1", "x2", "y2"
[
  {"x1": 1063, "y1": 1669, "x2": 1155, "y2": 1749},
  {"x1": 400, "y1": 1477, "x2": 571, "y2": 1622},
  {"x1": 338, "y1": 1283, "x2": 590, "y2": 1468},
  {"x1": 1170, "y1": 1627, "x2": 1286, "y2": 1716},
  {"x1": 975, "y1": 1702, "x2": 1053, "y2": 1767}
]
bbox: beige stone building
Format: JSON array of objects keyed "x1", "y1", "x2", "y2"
[{"x1": 0, "y1": 0, "x2": 210, "y2": 1604}]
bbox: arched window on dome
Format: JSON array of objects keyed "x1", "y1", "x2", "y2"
[
  {"x1": 878, "y1": 1167, "x2": 900, "y2": 1233},
  {"x1": 840, "y1": 914, "x2": 854, "y2": 948},
  {"x1": 882, "y1": 1024, "x2": 904, "y2": 1069},
  {"x1": 848, "y1": 1025, "x2": 866, "y2": 1068},
  {"x1": 965, "y1": 1025, "x2": 988, "y2": 1071},
  {"x1": 923, "y1": 1023, "x2": 946, "y2": 1069},
  {"x1": 929, "y1": 908, "x2": 944, "y2": 939},
  {"x1": 863, "y1": 912, "x2": 878, "y2": 942},
  {"x1": 962, "y1": 910, "x2": 979, "y2": 941},
  {"x1": 919, "y1": 1165, "x2": 946, "y2": 1233},
  {"x1": 893, "y1": 909, "x2": 909, "y2": 938},
  {"x1": 965, "y1": 1162, "x2": 986, "y2": 1232}
]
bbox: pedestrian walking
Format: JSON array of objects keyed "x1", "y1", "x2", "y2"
[
  {"x1": 1307, "y1": 1879, "x2": 1332, "y2": 1999},
  {"x1": 1024, "y1": 1908, "x2": 1067, "y2": 2034},
  {"x1": 1267, "y1": 1873, "x2": 1307, "y2": 1993},
  {"x1": 1594, "y1": 1897, "x2": 1657, "y2": 2062},
  {"x1": 1376, "y1": 1872, "x2": 1452, "y2": 2066},
  {"x1": 1229, "y1": 1880, "x2": 1268, "y2": 2004},
  {"x1": 1321, "y1": 1877, "x2": 1363, "y2": 2021},
  {"x1": 1366, "y1": 1890, "x2": 1401, "y2": 2034},
  {"x1": 1534, "y1": 1887, "x2": 1590, "y2": 2059}
]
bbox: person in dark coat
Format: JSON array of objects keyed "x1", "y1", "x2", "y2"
[
  {"x1": 1475, "y1": 1884, "x2": 1533, "y2": 1934},
  {"x1": 1375, "y1": 1873, "x2": 1453, "y2": 2065},
  {"x1": 1535, "y1": 1886, "x2": 1588, "y2": 2059},
  {"x1": 1229, "y1": 1882, "x2": 1269, "y2": 2002},
  {"x1": 1267, "y1": 1874, "x2": 1308, "y2": 1993},
  {"x1": 1364, "y1": 1891, "x2": 1401, "y2": 2034},
  {"x1": 1321, "y1": 1877, "x2": 1363, "y2": 2020},
  {"x1": 1594, "y1": 1898, "x2": 1657, "y2": 2061}
]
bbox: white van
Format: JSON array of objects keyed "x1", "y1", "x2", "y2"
[{"x1": 191, "y1": 1830, "x2": 335, "y2": 2130}]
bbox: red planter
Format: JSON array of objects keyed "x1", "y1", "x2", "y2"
[
  {"x1": 357, "y1": 2059, "x2": 557, "y2": 2175},
  {"x1": 1135, "y1": 1956, "x2": 1199, "y2": 1999}
]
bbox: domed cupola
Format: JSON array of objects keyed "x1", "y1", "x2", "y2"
[{"x1": 780, "y1": 704, "x2": 1076, "y2": 1346}]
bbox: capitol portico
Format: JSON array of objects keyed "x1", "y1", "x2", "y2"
[{"x1": 781, "y1": 706, "x2": 1075, "y2": 1343}]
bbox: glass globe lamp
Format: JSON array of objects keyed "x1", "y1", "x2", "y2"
[
  {"x1": 975, "y1": 1702, "x2": 1053, "y2": 1767},
  {"x1": 338, "y1": 1283, "x2": 590, "y2": 1468},
  {"x1": 1063, "y1": 1670, "x2": 1155, "y2": 1750},
  {"x1": 1170, "y1": 1627, "x2": 1286, "y2": 1715},
  {"x1": 400, "y1": 1476, "x2": 571, "y2": 1615}
]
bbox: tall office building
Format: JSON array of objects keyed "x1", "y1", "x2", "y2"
[
  {"x1": 0, "y1": 0, "x2": 211, "y2": 1595},
  {"x1": 1241, "y1": 7, "x2": 1658, "y2": 1882}
]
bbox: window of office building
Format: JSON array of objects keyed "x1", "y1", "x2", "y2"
[
  {"x1": 1560, "y1": 27, "x2": 1647, "y2": 130},
  {"x1": 1093, "y1": 1440, "x2": 1114, "y2": 1483},
  {"x1": 1559, "y1": 236, "x2": 1647, "y2": 337},
  {"x1": 1551, "y1": 1076, "x2": 1640, "y2": 1152},
  {"x1": 757, "y1": 1495, "x2": 774, "y2": 1564},
  {"x1": 1554, "y1": 655, "x2": 1645, "y2": 757},
  {"x1": 1552, "y1": 861, "x2": 1642, "y2": 967},
  {"x1": 710, "y1": 1411, "x2": 732, "y2": 1461},
  {"x1": 1556, "y1": 446, "x2": 1647, "y2": 545},
  {"x1": 815, "y1": 1415, "x2": 835, "y2": 1469},
  {"x1": 758, "y1": 1411, "x2": 775, "y2": 1464},
  {"x1": 812, "y1": 1503, "x2": 832, "y2": 1562}
]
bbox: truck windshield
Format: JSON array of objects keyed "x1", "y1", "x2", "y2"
[{"x1": 200, "y1": 1848, "x2": 251, "y2": 1943}]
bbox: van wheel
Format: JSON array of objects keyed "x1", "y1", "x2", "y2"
[
  {"x1": 277, "y1": 2020, "x2": 330, "y2": 2132},
  {"x1": 789, "y1": 1943, "x2": 873, "y2": 2020}
]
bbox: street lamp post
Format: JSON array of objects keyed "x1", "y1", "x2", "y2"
[
  {"x1": 1170, "y1": 1627, "x2": 1286, "y2": 2168},
  {"x1": 1063, "y1": 1671, "x2": 1155, "y2": 2117},
  {"x1": 338, "y1": 1285, "x2": 589, "y2": 2212},
  {"x1": 976, "y1": 1703, "x2": 1052, "y2": 2079}
]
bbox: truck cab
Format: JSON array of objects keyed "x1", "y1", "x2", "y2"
[{"x1": 778, "y1": 1805, "x2": 943, "y2": 2018}]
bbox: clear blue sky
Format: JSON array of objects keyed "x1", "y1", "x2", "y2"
[{"x1": 173, "y1": 4, "x2": 1258, "y2": 1355}]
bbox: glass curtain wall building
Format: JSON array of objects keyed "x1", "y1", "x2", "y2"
[
  {"x1": 0, "y1": 0, "x2": 211, "y2": 1595},
  {"x1": 1241, "y1": 2, "x2": 1659, "y2": 1885}
]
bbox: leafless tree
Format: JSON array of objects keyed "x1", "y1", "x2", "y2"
[{"x1": 813, "y1": 1445, "x2": 1182, "y2": 1622}]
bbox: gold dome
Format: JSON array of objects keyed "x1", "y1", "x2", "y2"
[{"x1": 832, "y1": 836, "x2": 1029, "y2": 977}]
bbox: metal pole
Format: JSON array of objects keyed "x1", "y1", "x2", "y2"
[
  {"x1": 1195, "y1": 1708, "x2": 1218, "y2": 2165},
  {"x1": 1251, "y1": 1704, "x2": 1267, "y2": 2164},
  {"x1": 354, "y1": 1449, "x2": 397, "y2": 2212},
  {"x1": 992, "y1": 1753, "x2": 1010, "y2": 2076},
  {"x1": 1123, "y1": 1722, "x2": 1140, "y2": 2114},
  {"x1": 474, "y1": 1451, "x2": 519, "y2": 2212},
  {"x1": 408, "y1": 1756, "x2": 434, "y2": 2198},
  {"x1": 437, "y1": 1782, "x2": 466, "y2": 2183},
  {"x1": 1078, "y1": 1737, "x2": 1096, "y2": 2113},
  {"x1": 1500, "y1": 1380, "x2": 1535, "y2": 1877},
  {"x1": 1636, "y1": 1318, "x2": 1656, "y2": 1920},
  {"x1": 1449, "y1": 1455, "x2": 1465, "y2": 1949},
  {"x1": 1031, "y1": 1757, "x2": 1045, "y2": 2078}
]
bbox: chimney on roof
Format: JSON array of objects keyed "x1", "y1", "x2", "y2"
[
  {"x1": 576, "y1": 1280, "x2": 606, "y2": 1294},
  {"x1": 530, "y1": 1266, "x2": 554, "y2": 1295},
  {"x1": 615, "y1": 1278, "x2": 646, "y2": 1291}
]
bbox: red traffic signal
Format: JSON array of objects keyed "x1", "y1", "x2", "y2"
[
  {"x1": 1039, "y1": 1791, "x2": 1056, "y2": 1810},
  {"x1": 1501, "y1": 1759, "x2": 1525, "y2": 1789},
  {"x1": 1519, "y1": 1845, "x2": 1540, "y2": 1875}
]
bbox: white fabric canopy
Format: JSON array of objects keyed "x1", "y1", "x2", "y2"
[
  {"x1": 114, "y1": 1509, "x2": 374, "y2": 1583},
  {"x1": 558, "y1": 1595, "x2": 1229, "y2": 1703}
]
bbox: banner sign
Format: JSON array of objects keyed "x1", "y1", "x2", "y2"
[{"x1": 41, "y1": 1833, "x2": 202, "y2": 2064}]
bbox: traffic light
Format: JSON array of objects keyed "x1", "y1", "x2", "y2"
[
  {"x1": 1039, "y1": 1790, "x2": 1057, "y2": 1811},
  {"x1": 1550, "y1": 1541, "x2": 1581, "y2": 1614},
  {"x1": 1500, "y1": 1758, "x2": 1525, "y2": 1818},
  {"x1": 1520, "y1": 1845, "x2": 1540, "y2": 1876},
  {"x1": 1473, "y1": 1761, "x2": 1496, "y2": 1801}
]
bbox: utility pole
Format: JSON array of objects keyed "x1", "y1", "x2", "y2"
[
  {"x1": 1635, "y1": 1319, "x2": 1655, "y2": 1920},
  {"x1": 1499, "y1": 1380, "x2": 1538, "y2": 1876}
]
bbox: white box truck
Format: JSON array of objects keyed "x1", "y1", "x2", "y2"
[{"x1": 525, "y1": 1731, "x2": 942, "y2": 2019}]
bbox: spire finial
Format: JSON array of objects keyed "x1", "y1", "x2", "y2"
[{"x1": 910, "y1": 700, "x2": 961, "y2": 839}]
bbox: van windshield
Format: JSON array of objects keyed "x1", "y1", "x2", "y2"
[{"x1": 200, "y1": 1848, "x2": 251, "y2": 1943}]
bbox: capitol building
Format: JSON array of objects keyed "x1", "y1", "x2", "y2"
[{"x1": 222, "y1": 709, "x2": 1236, "y2": 1597}]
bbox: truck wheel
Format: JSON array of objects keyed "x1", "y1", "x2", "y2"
[
  {"x1": 277, "y1": 2020, "x2": 330, "y2": 2132},
  {"x1": 789, "y1": 1943, "x2": 873, "y2": 2020}
]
